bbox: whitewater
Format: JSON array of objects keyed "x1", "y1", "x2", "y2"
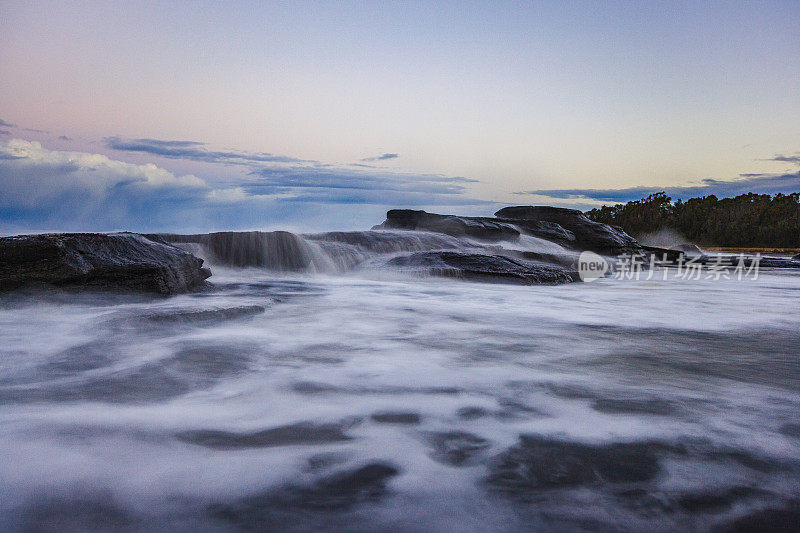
[{"x1": 1, "y1": 230, "x2": 799, "y2": 531}]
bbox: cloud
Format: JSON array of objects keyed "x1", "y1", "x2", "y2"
[
  {"x1": 0, "y1": 118, "x2": 15, "y2": 128},
  {"x1": 0, "y1": 139, "x2": 487, "y2": 232},
  {"x1": 0, "y1": 139, "x2": 216, "y2": 230},
  {"x1": 244, "y1": 165, "x2": 487, "y2": 206},
  {"x1": 0, "y1": 138, "x2": 205, "y2": 206},
  {"x1": 518, "y1": 171, "x2": 800, "y2": 204},
  {"x1": 105, "y1": 137, "x2": 312, "y2": 165},
  {"x1": 769, "y1": 153, "x2": 800, "y2": 165},
  {"x1": 361, "y1": 153, "x2": 399, "y2": 162},
  {"x1": 103, "y1": 136, "x2": 482, "y2": 207}
]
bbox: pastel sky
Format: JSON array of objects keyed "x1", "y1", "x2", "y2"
[{"x1": 1, "y1": 0, "x2": 799, "y2": 232}]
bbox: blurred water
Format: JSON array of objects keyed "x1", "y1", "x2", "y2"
[{"x1": 1, "y1": 268, "x2": 799, "y2": 531}]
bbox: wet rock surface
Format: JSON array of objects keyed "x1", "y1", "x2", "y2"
[
  {"x1": 374, "y1": 209, "x2": 521, "y2": 241},
  {"x1": 209, "y1": 463, "x2": 400, "y2": 529},
  {"x1": 425, "y1": 431, "x2": 491, "y2": 466},
  {"x1": 486, "y1": 436, "x2": 665, "y2": 495},
  {"x1": 712, "y1": 501, "x2": 800, "y2": 532},
  {"x1": 16, "y1": 492, "x2": 134, "y2": 533},
  {"x1": 176, "y1": 421, "x2": 355, "y2": 450},
  {"x1": 373, "y1": 206, "x2": 643, "y2": 256},
  {"x1": 387, "y1": 251, "x2": 579, "y2": 284},
  {"x1": 495, "y1": 205, "x2": 644, "y2": 255},
  {"x1": 0, "y1": 232, "x2": 210, "y2": 294},
  {"x1": 0, "y1": 342, "x2": 257, "y2": 404},
  {"x1": 370, "y1": 411, "x2": 421, "y2": 425}
]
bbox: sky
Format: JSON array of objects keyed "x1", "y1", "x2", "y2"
[{"x1": 1, "y1": 0, "x2": 799, "y2": 232}]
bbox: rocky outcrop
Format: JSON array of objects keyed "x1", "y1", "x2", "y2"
[
  {"x1": 372, "y1": 207, "x2": 643, "y2": 256},
  {"x1": 386, "y1": 251, "x2": 579, "y2": 285},
  {"x1": 373, "y1": 210, "x2": 521, "y2": 242},
  {"x1": 495, "y1": 206, "x2": 643, "y2": 256},
  {"x1": 0, "y1": 233, "x2": 210, "y2": 294},
  {"x1": 642, "y1": 245, "x2": 684, "y2": 262}
]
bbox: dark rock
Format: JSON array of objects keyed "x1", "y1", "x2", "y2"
[
  {"x1": 486, "y1": 436, "x2": 663, "y2": 495},
  {"x1": 759, "y1": 256, "x2": 800, "y2": 268},
  {"x1": 426, "y1": 431, "x2": 491, "y2": 466},
  {"x1": 291, "y1": 381, "x2": 344, "y2": 394},
  {"x1": 374, "y1": 209, "x2": 521, "y2": 242},
  {"x1": 591, "y1": 398, "x2": 676, "y2": 416},
  {"x1": 209, "y1": 462, "x2": 400, "y2": 527},
  {"x1": 0, "y1": 343, "x2": 257, "y2": 405},
  {"x1": 794, "y1": 253, "x2": 800, "y2": 261},
  {"x1": 495, "y1": 206, "x2": 643, "y2": 255},
  {"x1": 642, "y1": 245, "x2": 684, "y2": 262},
  {"x1": 713, "y1": 502, "x2": 800, "y2": 533},
  {"x1": 176, "y1": 421, "x2": 354, "y2": 449},
  {"x1": 19, "y1": 491, "x2": 134, "y2": 532},
  {"x1": 676, "y1": 486, "x2": 765, "y2": 514},
  {"x1": 518, "y1": 220, "x2": 576, "y2": 244},
  {"x1": 456, "y1": 406, "x2": 490, "y2": 420},
  {"x1": 386, "y1": 251, "x2": 579, "y2": 285},
  {"x1": 131, "y1": 305, "x2": 265, "y2": 326},
  {"x1": 779, "y1": 423, "x2": 800, "y2": 439},
  {"x1": 0, "y1": 232, "x2": 210, "y2": 294},
  {"x1": 370, "y1": 411, "x2": 421, "y2": 425}
]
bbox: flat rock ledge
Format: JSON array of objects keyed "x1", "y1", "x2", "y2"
[{"x1": 0, "y1": 233, "x2": 210, "y2": 295}]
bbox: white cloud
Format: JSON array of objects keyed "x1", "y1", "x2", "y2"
[
  {"x1": 206, "y1": 187, "x2": 249, "y2": 203},
  {"x1": 0, "y1": 138, "x2": 490, "y2": 232},
  {"x1": 0, "y1": 139, "x2": 206, "y2": 209}
]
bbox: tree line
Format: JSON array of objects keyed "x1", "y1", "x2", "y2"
[{"x1": 585, "y1": 192, "x2": 800, "y2": 247}]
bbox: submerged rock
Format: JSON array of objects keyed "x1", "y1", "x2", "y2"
[
  {"x1": 495, "y1": 206, "x2": 643, "y2": 256},
  {"x1": 387, "y1": 251, "x2": 579, "y2": 284},
  {"x1": 425, "y1": 430, "x2": 491, "y2": 466},
  {"x1": 176, "y1": 421, "x2": 354, "y2": 449},
  {"x1": 0, "y1": 233, "x2": 210, "y2": 294},
  {"x1": 370, "y1": 411, "x2": 421, "y2": 425},
  {"x1": 209, "y1": 462, "x2": 401, "y2": 527},
  {"x1": 486, "y1": 435, "x2": 664, "y2": 496}
]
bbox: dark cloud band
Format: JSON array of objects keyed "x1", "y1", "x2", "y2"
[
  {"x1": 105, "y1": 137, "x2": 312, "y2": 165},
  {"x1": 519, "y1": 171, "x2": 800, "y2": 203}
]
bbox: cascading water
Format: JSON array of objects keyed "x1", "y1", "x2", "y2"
[
  {"x1": 158, "y1": 229, "x2": 575, "y2": 276},
  {"x1": 162, "y1": 231, "x2": 337, "y2": 272}
]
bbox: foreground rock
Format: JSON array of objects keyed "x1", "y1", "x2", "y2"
[
  {"x1": 374, "y1": 206, "x2": 643, "y2": 256},
  {"x1": 0, "y1": 233, "x2": 210, "y2": 294},
  {"x1": 387, "y1": 251, "x2": 579, "y2": 284}
]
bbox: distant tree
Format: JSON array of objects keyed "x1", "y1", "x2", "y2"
[{"x1": 586, "y1": 192, "x2": 800, "y2": 247}]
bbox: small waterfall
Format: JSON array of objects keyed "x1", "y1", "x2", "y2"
[
  {"x1": 156, "y1": 228, "x2": 577, "y2": 274},
  {"x1": 162, "y1": 231, "x2": 336, "y2": 272}
]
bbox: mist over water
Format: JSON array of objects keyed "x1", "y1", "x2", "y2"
[{"x1": 1, "y1": 233, "x2": 799, "y2": 531}]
